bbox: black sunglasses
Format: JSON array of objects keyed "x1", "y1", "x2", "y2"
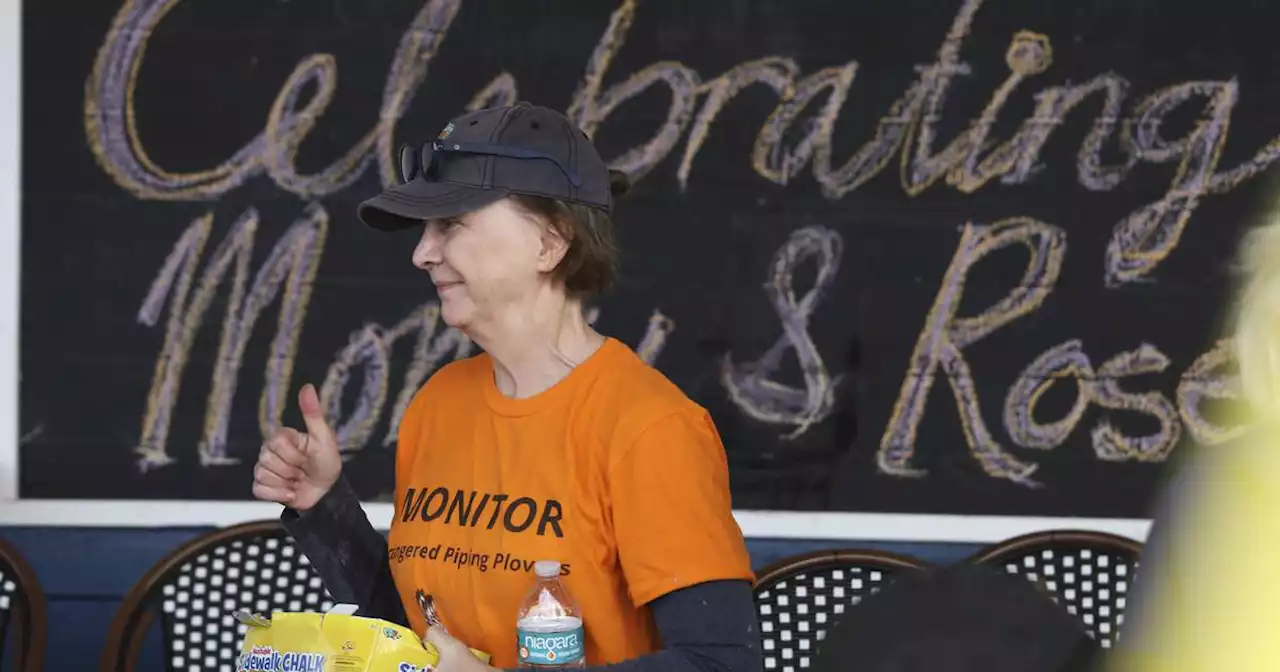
[{"x1": 397, "y1": 140, "x2": 583, "y2": 187}]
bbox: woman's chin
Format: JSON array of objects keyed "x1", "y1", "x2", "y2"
[{"x1": 439, "y1": 301, "x2": 473, "y2": 330}]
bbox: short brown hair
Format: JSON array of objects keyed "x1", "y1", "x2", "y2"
[{"x1": 508, "y1": 172, "x2": 629, "y2": 298}]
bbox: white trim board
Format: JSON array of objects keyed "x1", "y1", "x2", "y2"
[
  {"x1": 0, "y1": 502, "x2": 1152, "y2": 544},
  {"x1": 0, "y1": 0, "x2": 22, "y2": 503}
]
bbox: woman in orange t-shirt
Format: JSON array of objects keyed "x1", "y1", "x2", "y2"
[{"x1": 251, "y1": 102, "x2": 760, "y2": 672}]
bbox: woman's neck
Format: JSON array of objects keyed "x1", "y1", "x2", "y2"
[{"x1": 469, "y1": 294, "x2": 605, "y2": 399}]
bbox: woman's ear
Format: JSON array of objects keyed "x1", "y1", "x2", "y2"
[{"x1": 537, "y1": 220, "x2": 571, "y2": 273}]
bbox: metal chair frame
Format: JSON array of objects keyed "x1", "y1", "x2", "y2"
[
  {"x1": 967, "y1": 529, "x2": 1144, "y2": 648},
  {"x1": 0, "y1": 536, "x2": 46, "y2": 672},
  {"x1": 752, "y1": 548, "x2": 931, "y2": 671},
  {"x1": 98, "y1": 519, "x2": 331, "y2": 672}
]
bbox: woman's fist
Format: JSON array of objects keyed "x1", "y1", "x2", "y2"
[{"x1": 252, "y1": 384, "x2": 343, "y2": 511}]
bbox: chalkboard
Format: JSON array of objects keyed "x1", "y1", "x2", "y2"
[{"x1": 19, "y1": 0, "x2": 1275, "y2": 520}]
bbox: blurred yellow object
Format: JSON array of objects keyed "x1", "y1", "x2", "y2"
[
  {"x1": 236, "y1": 604, "x2": 490, "y2": 672},
  {"x1": 1108, "y1": 424, "x2": 1280, "y2": 670},
  {"x1": 1108, "y1": 212, "x2": 1280, "y2": 670},
  {"x1": 1236, "y1": 221, "x2": 1280, "y2": 418}
]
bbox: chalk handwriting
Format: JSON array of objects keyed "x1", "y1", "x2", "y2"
[
  {"x1": 567, "y1": 0, "x2": 702, "y2": 183},
  {"x1": 319, "y1": 302, "x2": 473, "y2": 453},
  {"x1": 89, "y1": 0, "x2": 1280, "y2": 283},
  {"x1": 885, "y1": 216, "x2": 1235, "y2": 484},
  {"x1": 1003, "y1": 340, "x2": 1094, "y2": 451},
  {"x1": 879, "y1": 218, "x2": 1067, "y2": 486},
  {"x1": 322, "y1": 325, "x2": 390, "y2": 455},
  {"x1": 1177, "y1": 339, "x2": 1242, "y2": 446},
  {"x1": 134, "y1": 212, "x2": 214, "y2": 469},
  {"x1": 95, "y1": 0, "x2": 1262, "y2": 479},
  {"x1": 86, "y1": 0, "x2": 466, "y2": 200},
  {"x1": 1090, "y1": 344, "x2": 1182, "y2": 462},
  {"x1": 723, "y1": 226, "x2": 843, "y2": 439},
  {"x1": 136, "y1": 205, "x2": 327, "y2": 470},
  {"x1": 135, "y1": 217, "x2": 674, "y2": 463},
  {"x1": 679, "y1": 57, "x2": 798, "y2": 191},
  {"x1": 1104, "y1": 82, "x2": 1238, "y2": 286},
  {"x1": 636, "y1": 310, "x2": 676, "y2": 366},
  {"x1": 964, "y1": 73, "x2": 1133, "y2": 192},
  {"x1": 466, "y1": 73, "x2": 519, "y2": 112},
  {"x1": 1001, "y1": 339, "x2": 1216, "y2": 463},
  {"x1": 755, "y1": 63, "x2": 858, "y2": 187}
]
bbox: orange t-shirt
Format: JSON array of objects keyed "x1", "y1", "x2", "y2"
[{"x1": 385, "y1": 337, "x2": 754, "y2": 667}]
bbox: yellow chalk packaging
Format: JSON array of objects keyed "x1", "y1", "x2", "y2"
[{"x1": 235, "y1": 604, "x2": 490, "y2": 672}]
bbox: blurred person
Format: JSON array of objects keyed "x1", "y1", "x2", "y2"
[
  {"x1": 809, "y1": 563, "x2": 1099, "y2": 671},
  {"x1": 251, "y1": 102, "x2": 760, "y2": 672},
  {"x1": 1106, "y1": 214, "x2": 1280, "y2": 670}
]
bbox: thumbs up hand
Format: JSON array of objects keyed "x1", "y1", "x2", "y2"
[{"x1": 252, "y1": 384, "x2": 344, "y2": 512}]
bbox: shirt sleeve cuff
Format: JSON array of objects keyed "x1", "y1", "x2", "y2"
[{"x1": 280, "y1": 474, "x2": 366, "y2": 539}]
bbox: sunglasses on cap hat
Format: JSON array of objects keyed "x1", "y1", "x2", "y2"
[{"x1": 396, "y1": 140, "x2": 584, "y2": 187}]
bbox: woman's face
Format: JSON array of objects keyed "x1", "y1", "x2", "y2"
[{"x1": 411, "y1": 198, "x2": 564, "y2": 329}]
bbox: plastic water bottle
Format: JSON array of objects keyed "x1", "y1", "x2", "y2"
[{"x1": 516, "y1": 560, "x2": 586, "y2": 668}]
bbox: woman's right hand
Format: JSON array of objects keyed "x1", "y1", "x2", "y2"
[{"x1": 252, "y1": 384, "x2": 343, "y2": 512}]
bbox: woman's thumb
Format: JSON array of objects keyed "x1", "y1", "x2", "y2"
[
  {"x1": 297, "y1": 384, "x2": 337, "y2": 447},
  {"x1": 425, "y1": 624, "x2": 467, "y2": 654}
]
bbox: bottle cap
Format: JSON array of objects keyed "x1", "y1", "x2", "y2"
[{"x1": 533, "y1": 560, "x2": 562, "y2": 578}]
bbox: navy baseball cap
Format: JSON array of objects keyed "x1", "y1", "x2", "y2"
[{"x1": 358, "y1": 102, "x2": 620, "y2": 231}]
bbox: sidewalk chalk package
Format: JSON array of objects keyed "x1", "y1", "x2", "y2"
[{"x1": 235, "y1": 604, "x2": 490, "y2": 672}]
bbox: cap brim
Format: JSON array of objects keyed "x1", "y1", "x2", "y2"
[{"x1": 357, "y1": 180, "x2": 508, "y2": 232}]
